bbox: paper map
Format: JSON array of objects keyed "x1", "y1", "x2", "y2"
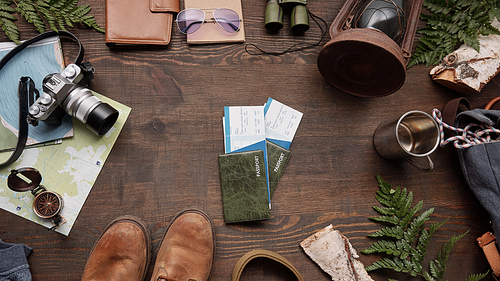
[
  {"x1": 0, "y1": 36, "x2": 74, "y2": 151},
  {"x1": 0, "y1": 93, "x2": 130, "y2": 236}
]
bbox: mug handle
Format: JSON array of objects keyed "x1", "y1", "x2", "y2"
[{"x1": 406, "y1": 156, "x2": 434, "y2": 172}]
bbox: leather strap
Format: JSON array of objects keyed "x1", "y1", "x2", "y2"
[
  {"x1": 477, "y1": 232, "x2": 500, "y2": 279},
  {"x1": 232, "y1": 249, "x2": 303, "y2": 281},
  {"x1": 485, "y1": 96, "x2": 500, "y2": 110},
  {"x1": 0, "y1": 77, "x2": 32, "y2": 167},
  {"x1": 0, "y1": 30, "x2": 85, "y2": 167},
  {"x1": 442, "y1": 97, "x2": 470, "y2": 139}
]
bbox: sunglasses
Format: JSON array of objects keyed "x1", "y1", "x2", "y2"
[{"x1": 176, "y1": 8, "x2": 242, "y2": 34}]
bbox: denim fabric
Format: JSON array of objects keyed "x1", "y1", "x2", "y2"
[
  {"x1": 456, "y1": 109, "x2": 500, "y2": 236},
  {"x1": 0, "y1": 239, "x2": 32, "y2": 281}
]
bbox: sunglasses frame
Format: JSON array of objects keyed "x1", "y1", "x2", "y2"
[{"x1": 176, "y1": 8, "x2": 242, "y2": 34}]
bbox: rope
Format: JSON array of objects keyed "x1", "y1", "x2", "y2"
[{"x1": 432, "y1": 108, "x2": 500, "y2": 149}]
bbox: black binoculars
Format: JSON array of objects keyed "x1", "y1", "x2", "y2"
[{"x1": 264, "y1": 0, "x2": 309, "y2": 33}]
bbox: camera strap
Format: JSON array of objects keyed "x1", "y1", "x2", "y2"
[{"x1": 0, "y1": 30, "x2": 86, "y2": 167}]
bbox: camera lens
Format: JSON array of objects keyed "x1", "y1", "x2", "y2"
[
  {"x1": 86, "y1": 103, "x2": 119, "y2": 135},
  {"x1": 60, "y1": 86, "x2": 119, "y2": 135}
]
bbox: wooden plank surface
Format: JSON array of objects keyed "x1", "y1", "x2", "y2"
[{"x1": 0, "y1": 0, "x2": 498, "y2": 280}]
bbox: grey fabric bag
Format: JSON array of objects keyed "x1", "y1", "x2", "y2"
[
  {"x1": 454, "y1": 108, "x2": 500, "y2": 236},
  {"x1": 0, "y1": 239, "x2": 32, "y2": 281}
]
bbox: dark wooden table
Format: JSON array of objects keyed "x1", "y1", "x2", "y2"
[{"x1": 0, "y1": 0, "x2": 498, "y2": 280}]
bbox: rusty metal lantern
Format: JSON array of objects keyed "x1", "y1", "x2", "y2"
[{"x1": 317, "y1": 0, "x2": 424, "y2": 97}]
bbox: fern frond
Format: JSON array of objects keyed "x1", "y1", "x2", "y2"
[
  {"x1": 399, "y1": 200, "x2": 422, "y2": 228},
  {"x1": 363, "y1": 175, "x2": 486, "y2": 281},
  {"x1": 1, "y1": 0, "x2": 103, "y2": 43},
  {"x1": 423, "y1": 270, "x2": 437, "y2": 281},
  {"x1": 423, "y1": 0, "x2": 450, "y2": 14},
  {"x1": 368, "y1": 225, "x2": 404, "y2": 239},
  {"x1": 0, "y1": 2, "x2": 15, "y2": 13},
  {"x1": 0, "y1": 0, "x2": 19, "y2": 43},
  {"x1": 438, "y1": 231, "x2": 468, "y2": 266},
  {"x1": 0, "y1": 17, "x2": 19, "y2": 43},
  {"x1": 376, "y1": 174, "x2": 393, "y2": 195},
  {"x1": 68, "y1": 4, "x2": 90, "y2": 18},
  {"x1": 376, "y1": 191, "x2": 394, "y2": 208},
  {"x1": 0, "y1": 10, "x2": 15, "y2": 20},
  {"x1": 370, "y1": 215, "x2": 400, "y2": 225},
  {"x1": 78, "y1": 14, "x2": 104, "y2": 32},
  {"x1": 403, "y1": 208, "x2": 434, "y2": 242},
  {"x1": 480, "y1": 23, "x2": 500, "y2": 36},
  {"x1": 365, "y1": 257, "x2": 414, "y2": 274},
  {"x1": 362, "y1": 240, "x2": 400, "y2": 255},
  {"x1": 60, "y1": 0, "x2": 78, "y2": 12},
  {"x1": 17, "y1": 1, "x2": 45, "y2": 33},
  {"x1": 464, "y1": 271, "x2": 490, "y2": 281},
  {"x1": 409, "y1": 0, "x2": 500, "y2": 67},
  {"x1": 429, "y1": 260, "x2": 443, "y2": 279},
  {"x1": 415, "y1": 219, "x2": 449, "y2": 260},
  {"x1": 489, "y1": 6, "x2": 500, "y2": 22},
  {"x1": 373, "y1": 205, "x2": 396, "y2": 216}
]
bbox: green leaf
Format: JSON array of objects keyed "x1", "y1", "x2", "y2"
[
  {"x1": 437, "y1": 231, "x2": 469, "y2": 267},
  {"x1": 362, "y1": 240, "x2": 399, "y2": 255},
  {"x1": 0, "y1": 17, "x2": 20, "y2": 44},
  {"x1": 370, "y1": 215, "x2": 400, "y2": 225},
  {"x1": 429, "y1": 260, "x2": 442, "y2": 279},
  {"x1": 363, "y1": 175, "x2": 485, "y2": 280},
  {"x1": 17, "y1": 1, "x2": 46, "y2": 33},
  {"x1": 423, "y1": 270, "x2": 437, "y2": 281},
  {"x1": 464, "y1": 271, "x2": 490, "y2": 281},
  {"x1": 415, "y1": 219, "x2": 449, "y2": 259},
  {"x1": 409, "y1": 0, "x2": 500, "y2": 67},
  {"x1": 373, "y1": 205, "x2": 396, "y2": 216},
  {"x1": 1, "y1": 0, "x2": 104, "y2": 43},
  {"x1": 365, "y1": 257, "x2": 412, "y2": 272},
  {"x1": 368, "y1": 225, "x2": 403, "y2": 239},
  {"x1": 0, "y1": 0, "x2": 19, "y2": 43}
]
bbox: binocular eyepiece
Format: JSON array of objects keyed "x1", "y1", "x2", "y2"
[{"x1": 264, "y1": 0, "x2": 309, "y2": 33}]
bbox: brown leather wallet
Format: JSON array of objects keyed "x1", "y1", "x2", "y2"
[{"x1": 105, "y1": 0, "x2": 180, "y2": 46}]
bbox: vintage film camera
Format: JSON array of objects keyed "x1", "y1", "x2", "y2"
[{"x1": 28, "y1": 63, "x2": 119, "y2": 136}]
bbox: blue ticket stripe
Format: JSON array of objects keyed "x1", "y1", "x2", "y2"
[
  {"x1": 224, "y1": 107, "x2": 231, "y2": 153},
  {"x1": 263, "y1": 97, "x2": 273, "y2": 115}
]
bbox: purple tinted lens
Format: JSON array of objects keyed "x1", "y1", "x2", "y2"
[
  {"x1": 213, "y1": 9, "x2": 240, "y2": 33},
  {"x1": 177, "y1": 9, "x2": 205, "y2": 34}
]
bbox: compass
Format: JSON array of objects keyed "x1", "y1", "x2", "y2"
[{"x1": 7, "y1": 167, "x2": 65, "y2": 230}]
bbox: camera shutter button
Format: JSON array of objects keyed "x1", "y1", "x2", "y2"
[
  {"x1": 63, "y1": 66, "x2": 77, "y2": 78},
  {"x1": 39, "y1": 93, "x2": 53, "y2": 105}
]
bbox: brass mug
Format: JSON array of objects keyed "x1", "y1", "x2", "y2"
[{"x1": 373, "y1": 110, "x2": 440, "y2": 171}]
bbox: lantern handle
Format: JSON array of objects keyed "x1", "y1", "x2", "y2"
[
  {"x1": 329, "y1": 0, "x2": 358, "y2": 37},
  {"x1": 401, "y1": 0, "x2": 424, "y2": 65}
]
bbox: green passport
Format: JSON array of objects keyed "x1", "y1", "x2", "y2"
[
  {"x1": 266, "y1": 140, "x2": 291, "y2": 197},
  {"x1": 218, "y1": 150, "x2": 271, "y2": 223}
]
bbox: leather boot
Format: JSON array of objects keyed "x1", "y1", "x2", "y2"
[
  {"x1": 150, "y1": 208, "x2": 215, "y2": 281},
  {"x1": 81, "y1": 215, "x2": 151, "y2": 281}
]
